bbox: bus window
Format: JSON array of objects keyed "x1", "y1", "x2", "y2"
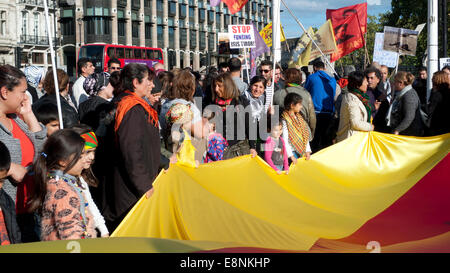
[
  {"x1": 134, "y1": 49, "x2": 142, "y2": 59},
  {"x1": 142, "y1": 49, "x2": 146, "y2": 59},
  {"x1": 79, "y1": 45, "x2": 105, "y2": 72},
  {"x1": 116, "y1": 48, "x2": 124, "y2": 58},
  {"x1": 155, "y1": 50, "x2": 162, "y2": 60},
  {"x1": 107, "y1": 47, "x2": 115, "y2": 58},
  {"x1": 146, "y1": 50, "x2": 153, "y2": 59},
  {"x1": 125, "y1": 48, "x2": 133, "y2": 59}
]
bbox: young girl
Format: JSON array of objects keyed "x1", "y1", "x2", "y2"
[
  {"x1": 165, "y1": 103, "x2": 198, "y2": 167},
  {"x1": 264, "y1": 120, "x2": 289, "y2": 174},
  {"x1": 281, "y1": 93, "x2": 312, "y2": 164},
  {"x1": 203, "y1": 111, "x2": 228, "y2": 163},
  {"x1": 71, "y1": 125, "x2": 109, "y2": 238},
  {"x1": 29, "y1": 129, "x2": 97, "y2": 241}
]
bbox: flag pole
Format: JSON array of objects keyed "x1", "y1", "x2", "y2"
[
  {"x1": 243, "y1": 48, "x2": 250, "y2": 84},
  {"x1": 355, "y1": 11, "x2": 369, "y2": 68},
  {"x1": 280, "y1": 0, "x2": 337, "y2": 75},
  {"x1": 43, "y1": 0, "x2": 64, "y2": 129}
]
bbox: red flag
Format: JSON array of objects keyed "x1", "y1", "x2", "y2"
[
  {"x1": 326, "y1": 4, "x2": 367, "y2": 63},
  {"x1": 326, "y1": 3, "x2": 367, "y2": 33},
  {"x1": 222, "y1": 0, "x2": 249, "y2": 14}
]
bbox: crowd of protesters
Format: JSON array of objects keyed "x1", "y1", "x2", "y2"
[{"x1": 0, "y1": 56, "x2": 449, "y2": 245}]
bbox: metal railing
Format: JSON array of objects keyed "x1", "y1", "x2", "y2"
[
  {"x1": 20, "y1": 35, "x2": 59, "y2": 46},
  {"x1": 18, "y1": 0, "x2": 57, "y2": 8}
]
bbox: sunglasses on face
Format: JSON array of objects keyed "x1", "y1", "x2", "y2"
[
  {"x1": 260, "y1": 69, "x2": 271, "y2": 74},
  {"x1": 110, "y1": 67, "x2": 121, "y2": 71}
]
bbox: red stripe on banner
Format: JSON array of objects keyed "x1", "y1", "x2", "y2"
[{"x1": 338, "y1": 154, "x2": 450, "y2": 246}]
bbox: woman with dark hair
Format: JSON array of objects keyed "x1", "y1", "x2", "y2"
[
  {"x1": 336, "y1": 71, "x2": 374, "y2": 142},
  {"x1": 0, "y1": 64, "x2": 47, "y2": 242},
  {"x1": 29, "y1": 129, "x2": 96, "y2": 241},
  {"x1": 386, "y1": 71, "x2": 424, "y2": 136},
  {"x1": 103, "y1": 63, "x2": 160, "y2": 231},
  {"x1": 273, "y1": 68, "x2": 316, "y2": 137},
  {"x1": 78, "y1": 72, "x2": 115, "y2": 135},
  {"x1": 159, "y1": 70, "x2": 205, "y2": 162},
  {"x1": 281, "y1": 93, "x2": 312, "y2": 163},
  {"x1": 70, "y1": 124, "x2": 109, "y2": 237},
  {"x1": 427, "y1": 71, "x2": 450, "y2": 135},
  {"x1": 207, "y1": 73, "x2": 258, "y2": 159},
  {"x1": 32, "y1": 69, "x2": 79, "y2": 128},
  {"x1": 241, "y1": 76, "x2": 267, "y2": 122}
]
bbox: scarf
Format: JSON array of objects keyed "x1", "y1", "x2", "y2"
[
  {"x1": 81, "y1": 131, "x2": 98, "y2": 150},
  {"x1": 115, "y1": 90, "x2": 159, "y2": 132},
  {"x1": 287, "y1": 83, "x2": 300, "y2": 87},
  {"x1": 215, "y1": 98, "x2": 233, "y2": 112},
  {"x1": 349, "y1": 88, "x2": 372, "y2": 122},
  {"x1": 243, "y1": 91, "x2": 265, "y2": 121},
  {"x1": 281, "y1": 111, "x2": 310, "y2": 156}
]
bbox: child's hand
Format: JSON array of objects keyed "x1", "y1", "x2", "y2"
[
  {"x1": 169, "y1": 154, "x2": 178, "y2": 164},
  {"x1": 145, "y1": 188, "x2": 154, "y2": 199},
  {"x1": 276, "y1": 170, "x2": 283, "y2": 175},
  {"x1": 290, "y1": 156, "x2": 298, "y2": 165},
  {"x1": 304, "y1": 152, "x2": 311, "y2": 160},
  {"x1": 250, "y1": 149, "x2": 258, "y2": 158}
]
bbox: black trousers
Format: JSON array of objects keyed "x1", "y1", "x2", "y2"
[{"x1": 310, "y1": 113, "x2": 334, "y2": 153}]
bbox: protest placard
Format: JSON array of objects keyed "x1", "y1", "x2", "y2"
[
  {"x1": 228, "y1": 25, "x2": 256, "y2": 49},
  {"x1": 373, "y1": 32, "x2": 399, "y2": 68},
  {"x1": 383, "y1": 26, "x2": 419, "y2": 56}
]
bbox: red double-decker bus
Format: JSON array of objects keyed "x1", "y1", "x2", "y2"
[{"x1": 78, "y1": 44, "x2": 164, "y2": 73}]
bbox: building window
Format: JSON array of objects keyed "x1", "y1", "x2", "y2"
[
  {"x1": 169, "y1": 2, "x2": 176, "y2": 17},
  {"x1": 144, "y1": 0, "x2": 152, "y2": 8},
  {"x1": 61, "y1": 18, "x2": 75, "y2": 36},
  {"x1": 179, "y1": 4, "x2": 187, "y2": 19},
  {"x1": 208, "y1": 32, "x2": 215, "y2": 51},
  {"x1": 169, "y1": 27, "x2": 175, "y2": 49},
  {"x1": 33, "y1": 13, "x2": 39, "y2": 36},
  {"x1": 208, "y1": 10, "x2": 214, "y2": 24},
  {"x1": 32, "y1": 52, "x2": 44, "y2": 64},
  {"x1": 157, "y1": 25, "x2": 164, "y2": 48},
  {"x1": 86, "y1": 17, "x2": 111, "y2": 35},
  {"x1": 145, "y1": 16, "x2": 152, "y2": 39},
  {"x1": 190, "y1": 30, "x2": 196, "y2": 49},
  {"x1": 180, "y1": 28, "x2": 187, "y2": 48},
  {"x1": 0, "y1": 11, "x2": 6, "y2": 36},
  {"x1": 132, "y1": 21, "x2": 140, "y2": 38},
  {"x1": 22, "y1": 12, "x2": 28, "y2": 36},
  {"x1": 199, "y1": 9, "x2": 206, "y2": 23},
  {"x1": 215, "y1": 13, "x2": 220, "y2": 29},
  {"x1": 118, "y1": 9, "x2": 126, "y2": 37},
  {"x1": 157, "y1": 0, "x2": 163, "y2": 14},
  {"x1": 199, "y1": 31, "x2": 206, "y2": 50},
  {"x1": 132, "y1": 0, "x2": 140, "y2": 9}
]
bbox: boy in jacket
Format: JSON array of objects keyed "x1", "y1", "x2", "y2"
[{"x1": 0, "y1": 141, "x2": 21, "y2": 245}]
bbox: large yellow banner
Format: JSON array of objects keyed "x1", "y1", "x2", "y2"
[{"x1": 111, "y1": 132, "x2": 450, "y2": 251}]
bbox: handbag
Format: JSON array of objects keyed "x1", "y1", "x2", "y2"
[{"x1": 223, "y1": 139, "x2": 251, "y2": 160}]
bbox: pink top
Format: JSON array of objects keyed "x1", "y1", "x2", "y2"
[{"x1": 264, "y1": 136, "x2": 289, "y2": 171}]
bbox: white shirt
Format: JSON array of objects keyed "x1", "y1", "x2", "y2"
[
  {"x1": 72, "y1": 75, "x2": 88, "y2": 108},
  {"x1": 79, "y1": 176, "x2": 109, "y2": 237}
]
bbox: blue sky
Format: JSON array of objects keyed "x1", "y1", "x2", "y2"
[{"x1": 280, "y1": 0, "x2": 392, "y2": 38}]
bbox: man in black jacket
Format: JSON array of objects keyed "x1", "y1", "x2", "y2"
[{"x1": 0, "y1": 141, "x2": 21, "y2": 244}]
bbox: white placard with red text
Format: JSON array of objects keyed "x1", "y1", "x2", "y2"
[{"x1": 228, "y1": 25, "x2": 256, "y2": 49}]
